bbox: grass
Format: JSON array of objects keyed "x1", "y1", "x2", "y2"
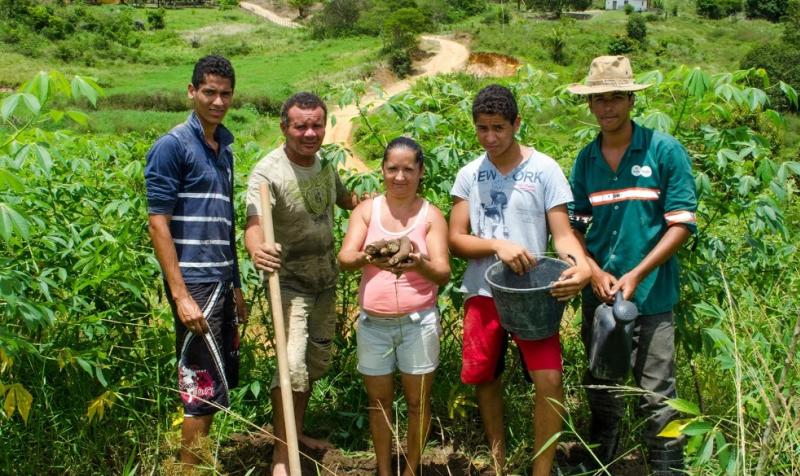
[
  {"x1": 0, "y1": 5, "x2": 381, "y2": 143},
  {"x1": 458, "y1": 6, "x2": 782, "y2": 80}
]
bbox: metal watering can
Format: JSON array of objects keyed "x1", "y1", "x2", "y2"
[{"x1": 588, "y1": 291, "x2": 639, "y2": 381}]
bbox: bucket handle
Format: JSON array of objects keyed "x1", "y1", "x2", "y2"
[{"x1": 544, "y1": 253, "x2": 577, "y2": 289}]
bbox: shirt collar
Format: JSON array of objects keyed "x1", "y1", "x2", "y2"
[
  {"x1": 588, "y1": 120, "x2": 644, "y2": 161},
  {"x1": 187, "y1": 112, "x2": 234, "y2": 149}
]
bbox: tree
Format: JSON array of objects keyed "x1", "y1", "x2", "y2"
[
  {"x1": 741, "y1": 0, "x2": 800, "y2": 110},
  {"x1": 310, "y1": 0, "x2": 361, "y2": 38},
  {"x1": 289, "y1": 0, "x2": 314, "y2": 19},
  {"x1": 745, "y1": 0, "x2": 787, "y2": 21},
  {"x1": 382, "y1": 7, "x2": 428, "y2": 77},
  {"x1": 783, "y1": 0, "x2": 800, "y2": 46},
  {"x1": 526, "y1": 0, "x2": 594, "y2": 16},
  {"x1": 696, "y1": 0, "x2": 743, "y2": 18},
  {"x1": 626, "y1": 12, "x2": 647, "y2": 42}
]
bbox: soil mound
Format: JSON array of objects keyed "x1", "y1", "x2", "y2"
[{"x1": 466, "y1": 53, "x2": 521, "y2": 78}]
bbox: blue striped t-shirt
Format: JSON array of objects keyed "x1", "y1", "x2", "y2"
[{"x1": 145, "y1": 112, "x2": 241, "y2": 287}]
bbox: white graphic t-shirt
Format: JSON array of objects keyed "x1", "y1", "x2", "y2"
[{"x1": 450, "y1": 149, "x2": 573, "y2": 297}]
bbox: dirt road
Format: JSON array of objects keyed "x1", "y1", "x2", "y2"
[
  {"x1": 239, "y1": 3, "x2": 469, "y2": 172},
  {"x1": 324, "y1": 35, "x2": 469, "y2": 172},
  {"x1": 239, "y1": 1, "x2": 300, "y2": 28}
]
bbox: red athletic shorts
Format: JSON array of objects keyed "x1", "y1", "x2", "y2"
[{"x1": 461, "y1": 295, "x2": 562, "y2": 385}]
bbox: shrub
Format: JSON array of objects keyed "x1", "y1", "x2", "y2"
[
  {"x1": 383, "y1": 7, "x2": 427, "y2": 51},
  {"x1": 745, "y1": 0, "x2": 787, "y2": 21},
  {"x1": 382, "y1": 7, "x2": 427, "y2": 76},
  {"x1": 571, "y1": 0, "x2": 593, "y2": 10},
  {"x1": 624, "y1": 3, "x2": 634, "y2": 14},
  {"x1": 697, "y1": 0, "x2": 743, "y2": 18},
  {"x1": 310, "y1": 0, "x2": 361, "y2": 38},
  {"x1": 147, "y1": 8, "x2": 165, "y2": 30},
  {"x1": 544, "y1": 27, "x2": 569, "y2": 65},
  {"x1": 210, "y1": 40, "x2": 252, "y2": 57},
  {"x1": 608, "y1": 33, "x2": 635, "y2": 54},
  {"x1": 387, "y1": 49, "x2": 413, "y2": 78},
  {"x1": 626, "y1": 13, "x2": 647, "y2": 42},
  {"x1": 481, "y1": 3, "x2": 511, "y2": 25},
  {"x1": 289, "y1": 0, "x2": 314, "y2": 18}
]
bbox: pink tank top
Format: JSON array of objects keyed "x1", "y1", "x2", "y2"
[{"x1": 358, "y1": 195, "x2": 438, "y2": 315}]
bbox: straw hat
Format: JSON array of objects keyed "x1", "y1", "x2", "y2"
[{"x1": 567, "y1": 55, "x2": 651, "y2": 95}]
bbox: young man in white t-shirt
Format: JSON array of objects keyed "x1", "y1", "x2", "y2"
[{"x1": 449, "y1": 84, "x2": 591, "y2": 475}]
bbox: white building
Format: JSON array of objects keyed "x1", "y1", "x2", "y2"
[{"x1": 605, "y1": 0, "x2": 649, "y2": 11}]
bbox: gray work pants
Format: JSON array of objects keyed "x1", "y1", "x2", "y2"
[{"x1": 581, "y1": 290, "x2": 685, "y2": 455}]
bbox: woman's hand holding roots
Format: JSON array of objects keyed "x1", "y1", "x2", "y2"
[{"x1": 364, "y1": 236, "x2": 415, "y2": 275}]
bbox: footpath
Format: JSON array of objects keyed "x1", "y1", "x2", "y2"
[{"x1": 239, "y1": 3, "x2": 469, "y2": 171}]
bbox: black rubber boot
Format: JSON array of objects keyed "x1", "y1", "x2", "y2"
[
  {"x1": 585, "y1": 417, "x2": 619, "y2": 469},
  {"x1": 648, "y1": 448, "x2": 685, "y2": 475}
]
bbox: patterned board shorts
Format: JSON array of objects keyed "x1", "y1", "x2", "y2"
[{"x1": 168, "y1": 281, "x2": 239, "y2": 416}]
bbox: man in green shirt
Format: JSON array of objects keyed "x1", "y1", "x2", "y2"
[{"x1": 567, "y1": 56, "x2": 697, "y2": 474}]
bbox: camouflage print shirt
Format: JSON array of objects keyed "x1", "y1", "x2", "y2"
[{"x1": 246, "y1": 146, "x2": 348, "y2": 293}]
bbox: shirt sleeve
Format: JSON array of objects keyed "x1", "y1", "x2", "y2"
[
  {"x1": 660, "y1": 141, "x2": 698, "y2": 233},
  {"x1": 245, "y1": 158, "x2": 277, "y2": 217},
  {"x1": 568, "y1": 153, "x2": 592, "y2": 233},
  {"x1": 144, "y1": 135, "x2": 183, "y2": 215},
  {"x1": 543, "y1": 157, "x2": 573, "y2": 211},
  {"x1": 334, "y1": 166, "x2": 349, "y2": 204},
  {"x1": 450, "y1": 164, "x2": 472, "y2": 200}
]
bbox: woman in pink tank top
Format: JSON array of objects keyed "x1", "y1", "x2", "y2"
[{"x1": 339, "y1": 138, "x2": 450, "y2": 476}]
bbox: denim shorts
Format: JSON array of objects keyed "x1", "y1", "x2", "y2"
[{"x1": 357, "y1": 307, "x2": 441, "y2": 376}]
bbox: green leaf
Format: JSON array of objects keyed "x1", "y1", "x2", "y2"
[
  {"x1": 737, "y1": 175, "x2": 759, "y2": 196},
  {"x1": 0, "y1": 202, "x2": 31, "y2": 241},
  {"x1": 34, "y1": 145, "x2": 53, "y2": 174},
  {"x1": 698, "y1": 433, "x2": 715, "y2": 464},
  {"x1": 665, "y1": 398, "x2": 700, "y2": 416},
  {"x1": 95, "y1": 367, "x2": 108, "y2": 387},
  {"x1": 75, "y1": 357, "x2": 93, "y2": 376},
  {"x1": 250, "y1": 380, "x2": 261, "y2": 399},
  {"x1": 714, "y1": 83, "x2": 737, "y2": 102},
  {"x1": 65, "y1": 109, "x2": 88, "y2": 127},
  {"x1": 744, "y1": 88, "x2": 768, "y2": 111},
  {"x1": 23, "y1": 71, "x2": 49, "y2": 104},
  {"x1": 70, "y1": 76, "x2": 99, "y2": 107},
  {"x1": 763, "y1": 109, "x2": 785, "y2": 128},
  {"x1": 638, "y1": 111, "x2": 673, "y2": 133},
  {"x1": 1, "y1": 93, "x2": 22, "y2": 121},
  {"x1": 20, "y1": 93, "x2": 41, "y2": 116},
  {"x1": 682, "y1": 420, "x2": 713, "y2": 435},
  {"x1": 48, "y1": 109, "x2": 65, "y2": 124},
  {"x1": 684, "y1": 68, "x2": 711, "y2": 98},
  {"x1": 695, "y1": 172, "x2": 711, "y2": 198},
  {"x1": 779, "y1": 81, "x2": 798, "y2": 109},
  {"x1": 0, "y1": 169, "x2": 24, "y2": 193}
]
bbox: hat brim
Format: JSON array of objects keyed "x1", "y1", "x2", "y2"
[{"x1": 567, "y1": 83, "x2": 652, "y2": 95}]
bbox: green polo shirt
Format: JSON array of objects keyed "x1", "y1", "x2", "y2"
[{"x1": 569, "y1": 121, "x2": 697, "y2": 315}]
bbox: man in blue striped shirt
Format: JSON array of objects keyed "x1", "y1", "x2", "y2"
[{"x1": 145, "y1": 55, "x2": 247, "y2": 467}]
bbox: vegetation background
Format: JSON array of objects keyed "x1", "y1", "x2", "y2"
[{"x1": 1, "y1": 0, "x2": 798, "y2": 474}]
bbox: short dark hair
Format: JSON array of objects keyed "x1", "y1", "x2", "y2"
[
  {"x1": 280, "y1": 92, "x2": 327, "y2": 125},
  {"x1": 472, "y1": 84, "x2": 518, "y2": 124},
  {"x1": 192, "y1": 55, "x2": 235, "y2": 90},
  {"x1": 383, "y1": 136, "x2": 424, "y2": 168}
]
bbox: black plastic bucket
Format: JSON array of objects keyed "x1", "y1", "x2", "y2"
[{"x1": 484, "y1": 257, "x2": 570, "y2": 340}]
